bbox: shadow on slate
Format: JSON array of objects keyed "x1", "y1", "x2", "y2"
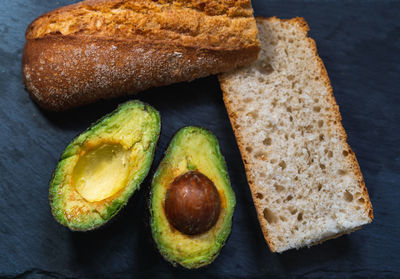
[{"x1": 0, "y1": 0, "x2": 400, "y2": 278}]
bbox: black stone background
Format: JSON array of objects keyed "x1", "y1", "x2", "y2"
[{"x1": 0, "y1": 0, "x2": 399, "y2": 278}]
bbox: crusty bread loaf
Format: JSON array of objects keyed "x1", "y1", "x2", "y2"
[
  {"x1": 23, "y1": 0, "x2": 260, "y2": 111},
  {"x1": 219, "y1": 17, "x2": 373, "y2": 252}
]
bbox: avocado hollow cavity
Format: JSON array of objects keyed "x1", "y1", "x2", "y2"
[
  {"x1": 49, "y1": 100, "x2": 160, "y2": 230},
  {"x1": 73, "y1": 143, "x2": 130, "y2": 202}
]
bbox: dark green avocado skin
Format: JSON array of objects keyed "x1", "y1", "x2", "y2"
[
  {"x1": 150, "y1": 126, "x2": 236, "y2": 269},
  {"x1": 49, "y1": 100, "x2": 161, "y2": 231}
]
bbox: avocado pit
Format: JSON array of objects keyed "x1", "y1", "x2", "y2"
[{"x1": 164, "y1": 171, "x2": 221, "y2": 235}]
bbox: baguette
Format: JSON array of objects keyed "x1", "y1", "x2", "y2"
[
  {"x1": 23, "y1": 0, "x2": 260, "y2": 111},
  {"x1": 219, "y1": 17, "x2": 373, "y2": 252}
]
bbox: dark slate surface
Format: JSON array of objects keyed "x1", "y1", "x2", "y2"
[{"x1": 0, "y1": 0, "x2": 399, "y2": 278}]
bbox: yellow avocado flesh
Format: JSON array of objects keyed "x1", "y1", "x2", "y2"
[{"x1": 72, "y1": 143, "x2": 130, "y2": 202}]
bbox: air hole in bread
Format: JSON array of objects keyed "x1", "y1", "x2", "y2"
[
  {"x1": 314, "y1": 98, "x2": 319, "y2": 103},
  {"x1": 289, "y1": 207, "x2": 297, "y2": 215},
  {"x1": 270, "y1": 158, "x2": 277, "y2": 164},
  {"x1": 263, "y1": 137, "x2": 272, "y2": 146},
  {"x1": 255, "y1": 193, "x2": 264, "y2": 199},
  {"x1": 254, "y1": 151, "x2": 267, "y2": 161},
  {"x1": 338, "y1": 169, "x2": 347, "y2": 175},
  {"x1": 289, "y1": 116, "x2": 293, "y2": 122},
  {"x1": 274, "y1": 183, "x2": 285, "y2": 192},
  {"x1": 317, "y1": 183, "x2": 322, "y2": 191},
  {"x1": 328, "y1": 150, "x2": 333, "y2": 158},
  {"x1": 258, "y1": 62, "x2": 273, "y2": 75},
  {"x1": 354, "y1": 192, "x2": 361, "y2": 198},
  {"x1": 358, "y1": 198, "x2": 365, "y2": 204},
  {"x1": 318, "y1": 120, "x2": 324, "y2": 128},
  {"x1": 258, "y1": 77, "x2": 264, "y2": 83},
  {"x1": 263, "y1": 208, "x2": 278, "y2": 224},
  {"x1": 237, "y1": 106, "x2": 245, "y2": 112},
  {"x1": 272, "y1": 98, "x2": 278, "y2": 107},
  {"x1": 344, "y1": 190, "x2": 353, "y2": 202},
  {"x1": 286, "y1": 195, "x2": 293, "y2": 201},
  {"x1": 279, "y1": 160, "x2": 287, "y2": 170},
  {"x1": 313, "y1": 106, "x2": 321, "y2": 112},
  {"x1": 243, "y1": 97, "x2": 253, "y2": 103},
  {"x1": 319, "y1": 163, "x2": 326, "y2": 170},
  {"x1": 286, "y1": 106, "x2": 292, "y2": 113},
  {"x1": 342, "y1": 150, "x2": 349, "y2": 157},
  {"x1": 297, "y1": 212, "x2": 303, "y2": 221},
  {"x1": 285, "y1": 134, "x2": 289, "y2": 140},
  {"x1": 280, "y1": 216, "x2": 287, "y2": 222},
  {"x1": 245, "y1": 146, "x2": 253, "y2": 153},
  {"x1": 319, "y1": 134, "x2": 325, "y2": 141},
  {"x1": 247, "y1": 110, "x2": 258, "y2": 119}
]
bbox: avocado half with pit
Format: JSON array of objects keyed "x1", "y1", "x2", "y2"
[
  {"x1": 49, "y1": 100, "x2": 160, "y2": 231},
  {"x1": 150, "y1": 126, "x2": 236, "y2": 269}
]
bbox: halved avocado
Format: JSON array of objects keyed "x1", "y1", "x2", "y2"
[
  {"x1": 49, "y1": 100, "x2": 160, "y2": 230},
  {"x1": 150, "y1": 126, "x2": 236, "y2": 269}
]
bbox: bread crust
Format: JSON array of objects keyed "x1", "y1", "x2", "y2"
[
  {"x1": 23, "y1": 0, "x2": 260, "y2": 110},
  {"x1": 219, "y1": 17, "x2": 373, "y2": 252}
]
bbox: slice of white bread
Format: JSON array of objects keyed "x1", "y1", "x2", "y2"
[{"x1": 218, "y1": 17, "x2": 373, "y2": 253}]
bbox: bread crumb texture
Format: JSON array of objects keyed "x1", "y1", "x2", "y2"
[
  {"x1": 219, "y1": 17, "x2": 373, "y2": 253},
  {"x1": 26, "y1": 0, "x2": 258, "y2": 50}
]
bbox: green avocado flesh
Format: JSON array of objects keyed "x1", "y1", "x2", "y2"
[
  {"x1": 49, "y1": 100, "x2": 160, "y2": 231},
  {"x1": 150, "y1": 126, "x2": 236, "y2": 269}
]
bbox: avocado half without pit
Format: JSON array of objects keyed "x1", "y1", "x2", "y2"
[
  {"x1": 49, "y1": 100, "x2": 160, "y2": 231},
  {"x1": 150, "y1": 126, "x2": 236, "y2": 269}
]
